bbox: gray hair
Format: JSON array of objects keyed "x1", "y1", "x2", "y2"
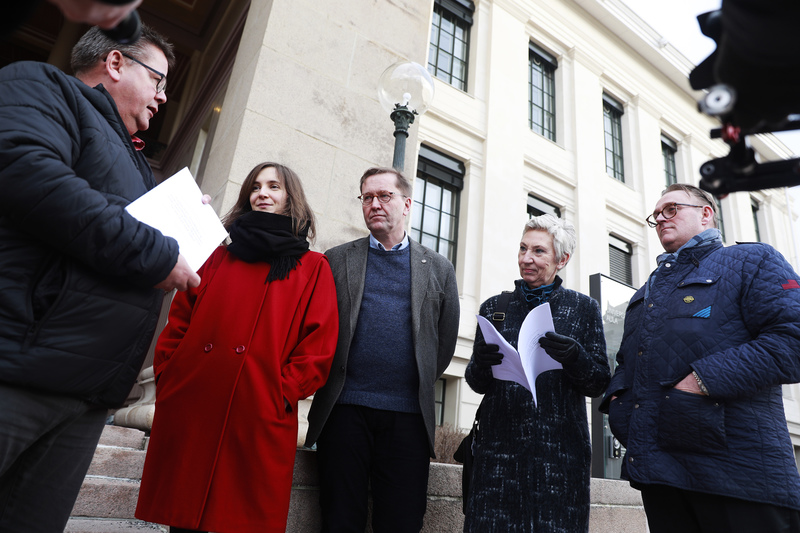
[
  {"x1": 70, "y1": 25, "x2": 175, "y2": 76},
  {"x1": 523, "y1": 214, "x2": 576, "y2": 264}
]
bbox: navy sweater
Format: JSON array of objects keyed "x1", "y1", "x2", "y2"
[{"x1": 338, "y1": 246, "x2": 420, "y2": 413}]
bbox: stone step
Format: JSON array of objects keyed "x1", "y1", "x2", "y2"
[
  {"x1": 72, "y1": 477, "x2": 140, "y2": 519},
  {"x1": 86, "y1": 445, "x2": 146, "y2": 480},
  {"x1": 64, "y1": 518, "x2": 165, "y2": 532},
  {"x1": 98, "y1": 425, "x2": 148, "y2": 450}
]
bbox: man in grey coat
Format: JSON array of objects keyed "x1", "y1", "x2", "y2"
[{"x1": 306, "y1": 167, "x2": 460, "y2": 533}]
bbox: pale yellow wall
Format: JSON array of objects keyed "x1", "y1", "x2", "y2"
[{"x1": 194, "y1": 0, "x2": 800, "y2": 438}]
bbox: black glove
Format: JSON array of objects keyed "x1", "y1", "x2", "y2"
[
  {"x1": 473, "y1": 343, "x2": 503, "y2": 368},
  {"x1": 539, "y1": 331, "x2": 579, "y2": 365}
]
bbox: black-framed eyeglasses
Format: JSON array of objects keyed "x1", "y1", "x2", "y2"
[
  {"x1": 121, "y1": 52, "x2": 167, "y2": 93},
  {"x1": 646, "y1": 202, "x2": 706, "y2": 228},
  {"x1": 357, "y1": 191, "x2": 407, "y2": 206}
]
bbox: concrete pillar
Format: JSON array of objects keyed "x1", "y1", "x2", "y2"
[{"x1": 115, "y1": 0, "x2": 434, "y2": 446}]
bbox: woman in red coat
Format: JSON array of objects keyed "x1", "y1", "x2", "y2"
[{"x1": 135, "y1": 162, "x2": 339, "y2": 533}]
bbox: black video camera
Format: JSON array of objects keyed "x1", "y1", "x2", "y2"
[{"x1": 691, "y1": 1, "x2": 800, "y2": 196}]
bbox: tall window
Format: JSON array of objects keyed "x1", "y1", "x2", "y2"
[
  {"x1": 428, "y1": 0, "x2": 474, "y2": 91},
  {"x1": 434, "y1": 378, "x2": 446, "y2": 426},
  {"x1": 527, "y1": 195, "x2": 561, "y2": 218},
  {"x1": 609, "y1": 235, "x2": 633, "y2": 286},
  {"x1": 662, "y1": 135, "x2": 677, "y2": 186},
  {"x1": 603, "y1": 94, "x2": 625, "y2": 182},
  {"x1": 412, "y1": 145, "x2": 464, "y2": 265},
  {"x1": 529, "y1": 42, "x2": 557, "y2": 141},
  {"x1": 715, "y1": 197, "x2": 726, "y2": 242},
  {"x1": 751, "y1": 198, "x2": 762, "y2": 241}
]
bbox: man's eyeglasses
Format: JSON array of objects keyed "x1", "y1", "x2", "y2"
[
  {"x1": 357, "y1": 191, "x2": 406, "y2": 205},
  {"x1": 646, "y1": 203, "x2": 706, "y2": 228},
  {"x1": 121, "y1": 53, "x2": 167, "y2": 94}
]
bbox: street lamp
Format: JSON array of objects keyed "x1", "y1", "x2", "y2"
[{"x1": 377, "y1": 61, "x2": 435, "y2": 171}]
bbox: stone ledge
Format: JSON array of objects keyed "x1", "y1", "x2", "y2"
[{"x1": 64, "y1": 518, "x2": 165, "y2": 532}]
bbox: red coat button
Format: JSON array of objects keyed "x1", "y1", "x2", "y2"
[
  {"x1": 204, "y1": 343, "x2": 213, "y2": 353},
  {"x1": 235, "y1": 345, "x2": 246, "y2": 354}
]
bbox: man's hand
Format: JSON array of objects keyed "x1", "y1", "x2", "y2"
[
  {"x1": 155, "y1": 254, "x2": 200, "y2": 292},
  {"x1": 47, "y1": 0, "x2": 142, "y2": 29},
  {"x1": 674, "y1": 373, "x2": 706, "y2": 395}
]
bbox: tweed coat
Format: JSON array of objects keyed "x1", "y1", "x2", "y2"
[
  {"x1": 135, "y1": 246, "x2": 338, "y2": 532},
  {"x1": 305, "y1": 237, "x2": 460, "y2": 456},
  {"x1": 464, "y1": 279, "x2": 610, "y2": 532}
]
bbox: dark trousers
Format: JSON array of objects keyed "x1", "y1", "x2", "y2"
[
  {"x1": 641, "y1": 484, "x2": 800, "y2": 533},
  {"x1": 0, "y1": 384, "x2": 107, "y2": 533},
  {"x1": 316, "y1": 404, "x2": 431, "y2": 533}
]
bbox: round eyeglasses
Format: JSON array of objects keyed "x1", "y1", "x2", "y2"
[
  {"x1": 646, "y1": 203, "x2": 706, "y2": 228},
  {"x1": 357, "y1": 191, "x2": 407, "y2": 205}
]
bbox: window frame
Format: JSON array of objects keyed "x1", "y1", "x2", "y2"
[
  {"x1": 412, "y1": 145, "x2": 465, "y2": 265},
  {"x1": 434, "y1": 378, "x2": 446, "y2": 426},
  {"x1": 608, "y1": 234, "x2": 633, "y2": 286},
  {"x1": 528, "y1": 42, "x2": 557, "y2": 141},
  {"x1": 527, "y1": 194, "x2": 561, "y2": 218},
  {"x1": 603, "y1": 94, "x2": 625, "y2": 182},
  {"x1": 661, "y1": 135, "x2": 678, "y2": 187},
  {"x1": 715, "y1": 196, "x2": 726, "y2": 242},
  {"x1": 428, "y1": 0, "x2": 474, "y2": 92}
]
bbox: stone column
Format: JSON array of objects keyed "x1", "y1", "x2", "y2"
[{"x1": 115, "y1": 0, "x2": 432, "y2": 446}]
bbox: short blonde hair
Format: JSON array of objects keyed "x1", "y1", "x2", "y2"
[{"x1": 523, "y1": 214, "x2": 576, "y2": 264}]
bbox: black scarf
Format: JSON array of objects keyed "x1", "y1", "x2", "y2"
[{"x1": 227, "y1": 211, "x2": 309, "y2": 282}]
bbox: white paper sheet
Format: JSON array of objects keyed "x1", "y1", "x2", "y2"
[
  {"x1": 477, "y1": 302, "x2": 562, "y2": 406},
  {"x1": 125, "y1": 167, "x2": 228, "y2": 272}
]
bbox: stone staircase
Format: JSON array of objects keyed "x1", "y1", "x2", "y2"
[
  {"x1": 63, "y1": 425, "x2": 647, "y2": 533},
  {"x1": 64, "y1": 425, "x2": 165, "y2": 533}
]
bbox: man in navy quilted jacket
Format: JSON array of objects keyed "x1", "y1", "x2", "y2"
[
  {"x1": 0, "y1": 25, "x2": 200, "y2": 532},
  {"x1": 601, "y1": 184, "x2": 800, "y2": 532}
]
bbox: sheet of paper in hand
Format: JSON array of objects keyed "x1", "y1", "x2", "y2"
[
  {"x1": 476, "y1": 302, "x2": 561, "y2": 406},
  {"x1": 126, "y1": 167, "x2": 228, "y2": 272}
]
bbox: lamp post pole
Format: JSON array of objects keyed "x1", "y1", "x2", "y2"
[
  {"x1": 378, "y1": 61, "x2": 435, "y2": 172},
  {"x1": 390, "y1": 103, "x2": 417, "y2": 171}
]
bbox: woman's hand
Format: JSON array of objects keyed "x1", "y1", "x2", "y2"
[
  {"x1": 473, "y1": 343, "x2": 503, "y2": 368},
  {"x1": 539, "y1": 331, "x2": 579, "y2": 364}
]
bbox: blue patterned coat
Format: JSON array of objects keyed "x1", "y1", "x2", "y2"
[
  {"x1": 601, "y1": 241, "x2": 800, "y2": 511},
  {"x1": 465, "y1": 279, "x2": 610, "y2": 532}
]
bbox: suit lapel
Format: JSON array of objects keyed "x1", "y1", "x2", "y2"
[{"x1": 346, "y1": 238, "x2": 369, "y2": 335}]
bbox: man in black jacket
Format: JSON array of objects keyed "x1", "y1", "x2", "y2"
[{"x1": 0, "y1": 25, "x2": 199, "y2": 532}]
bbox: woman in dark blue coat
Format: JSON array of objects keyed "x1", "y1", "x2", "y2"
[{"x1": 464, "y1": 215, "x2": 610, "y2": 532}]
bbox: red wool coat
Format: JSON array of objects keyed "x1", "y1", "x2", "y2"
[{"x1": 135, "y1": 247, "x2": 338, "y2": 532}]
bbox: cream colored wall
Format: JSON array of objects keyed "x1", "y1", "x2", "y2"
[
  {"x1": 417, "y1": 0, "x2": 800, "y2": 431},
  {"x1": 199, "y1": 0, "x2": 434, "y2": 254},
  {"x1": 194, "y1": 0, "x2": 800, "y2": 440}
]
